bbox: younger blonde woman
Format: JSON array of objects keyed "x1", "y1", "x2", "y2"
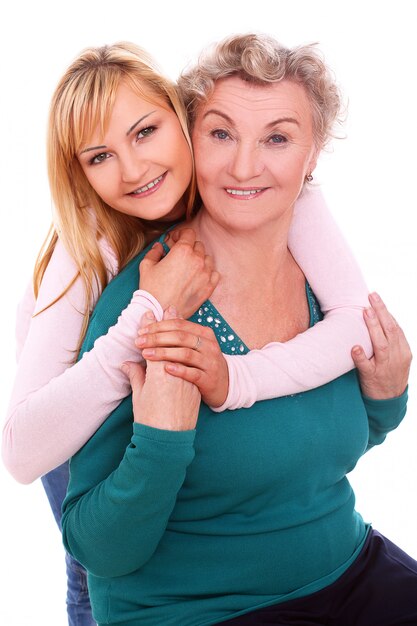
[{"x1": 4, "y1": 41, "x2": 377, "y2": 624}]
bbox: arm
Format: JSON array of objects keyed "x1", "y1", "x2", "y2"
[
  {"x1": 2, "y1": 238, "x2": 164, "y2": 483},
  {"x1": 62, "y1": 310, "x2": 200, "y2": 578},
  {"x1": 133, "y1": 187, "x2": 373, "y2": 409},
  {"x1": 219, "y1": 186, "x2": 373, "y2": 409},
  {"x1": 3, "y1": 231, "x2": 217, "y2": 484}
]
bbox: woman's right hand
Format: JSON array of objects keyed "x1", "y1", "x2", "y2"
[
  {"x1": 122, "y1": 308, "x2": 201, "y2": 431},
  {"x1": 139, "y1": 228, "x2": 219, "y2": 319}
]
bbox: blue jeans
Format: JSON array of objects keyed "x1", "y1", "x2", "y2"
[{"x1": 41, "y1": 461, "x2": 96, "y2": 626}]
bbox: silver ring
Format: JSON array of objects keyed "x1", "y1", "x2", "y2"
[{"x1": 194, "y1": 336, "x2": 202, "y2": 351}]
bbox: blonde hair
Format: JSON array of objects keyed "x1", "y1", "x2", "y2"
[
  {"x1": 179, "y1": 33, "x2": 343, "y2": 149},
  {"x1": 34, "y1": 41, "x2": 195, "y2": 352}
]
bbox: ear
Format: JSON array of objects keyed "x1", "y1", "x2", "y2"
[{"x1": 306, "y1": 147, "x2": 319, "y2": 178}]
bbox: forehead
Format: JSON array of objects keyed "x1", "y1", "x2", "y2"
[
  {"x1": 198, "y1": 76, "x2": 312, "y2": 123},
  {"x1": 81, "y1": 81, "x2": 171, "y2": 145}
]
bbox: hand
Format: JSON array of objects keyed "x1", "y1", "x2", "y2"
[
  {"x1": 351, "y1": 293, "x2": 412, "y2": 399},
  {"x1": 139, "y1": 228, "x2": 219, "y2": 318},
  {"x1": 122, "y1": 308, "x2": 201, "y2": 431},
  {"x1": 136, "y1": 313, "x2": 229, "y2": 408}
]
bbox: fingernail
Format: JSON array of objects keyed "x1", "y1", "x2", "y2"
[
  {"x1": 168, "y1": 305, "x2": 177, "y2": 316},
  {"x1": 166, "y1": 364, "x2": 178, "y2": 372},
  {"x1": 370, "y1": 292, "x2": 380, "y2": 302},
  {"x1": 142, "y1": 349, "x2": 155, "y2": 357},
  {"x1": 138, "y1": 327, "x2": 149, "y2": 336},
  {"x1": 136, "y1": 336, "x2": 147, "y2": 346},
  {"x1": 352, "y1": 346, "x2": 362, "y2": 357},
  {"x1": 121, "y1": 362, "x2": 130, "y2": 375},
  {"x1": 145, "y1": 311, "x2": 155, "y2": 320},
  {"x1": 365, "y1": 307, "x2": 375, "y2": 318}
]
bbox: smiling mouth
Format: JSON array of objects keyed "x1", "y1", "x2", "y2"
[
  {"x1": 129, "y1": 173, "x2": 165, "y2": 196},
  {"x1": 225, "y1": 187, "x2": 266, "y2": 197}
]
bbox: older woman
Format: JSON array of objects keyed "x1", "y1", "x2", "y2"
[{"x1": 62, "y1": 34, "x2": 414, "y2": 625}]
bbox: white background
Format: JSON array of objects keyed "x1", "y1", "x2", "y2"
[{"x1": 1, "y1": 1, "x2": 416, "y2": 624}]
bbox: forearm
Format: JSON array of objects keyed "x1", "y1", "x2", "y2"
[
  {"x1": 62, "y1": 421, "x2": 195, "y2": 577},
  {"x1": 215, "y1": 186, "x2": 372, "y2": 411},
  {"x1": 2, "y1": 290, "x2": 163, "y2": 483},
  {"x1": 220, "y1": 308, "x2": 370, "y2": 409}
]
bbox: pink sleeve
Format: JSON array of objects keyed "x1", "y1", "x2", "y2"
[
  {"x1": 2, "y1": 238, "x2": 163, "y2": 484},
  {"x1": 216, "y1": 186, "x2": 373, "y2": 411}
]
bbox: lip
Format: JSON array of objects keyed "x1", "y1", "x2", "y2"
[
  {"x1": 224, "y1": 186, "x2": 268, "y2": 199},
  {"x1": 127, "y1": 172, "x2": 167, "y2": 198}
]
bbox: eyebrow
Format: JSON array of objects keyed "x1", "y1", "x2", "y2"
[
  {"x1": 127, "y1": 110, "x2": 156, "y2": 134},
  {"x1": 203, "y1": 110, "x2": 300, "y2": 129},
  {"x1": 79, "y1": 110, "x2": 157, "y2": 155}
]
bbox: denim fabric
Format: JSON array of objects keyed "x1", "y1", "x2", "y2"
[{"x1": 41, "y1": 462, "x2": 96, "y2": 626}]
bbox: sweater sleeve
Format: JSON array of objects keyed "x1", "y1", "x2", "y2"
[
  {"x1": 363, "y1": 386, "x2": 408, "y2": 451},
  {"x1": 2, "y1": 238, "x2": 164, "y2": 484},
  {"x1": 62, "y1": 415, "x2": 195, "y2": 578},
  {"x1": 216, "y1": 186, "x2": 373, "y2": 411}
]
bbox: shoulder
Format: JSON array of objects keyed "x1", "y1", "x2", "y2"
[{"x1": 83, "y1": 233, "x2": 165, "y2": 345}]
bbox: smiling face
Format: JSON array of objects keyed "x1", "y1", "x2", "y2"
[
  {"x1": 77, "y1": 82, "x2": 193, "y2": 222},
  {"x1": 192, "y1": 76, "x2": 319, "y2": 232}
]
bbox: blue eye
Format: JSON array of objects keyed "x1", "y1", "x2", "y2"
[
  {"x1": 90, "y1": 152, "x2": 110, "y2": 165},
  {"x1": 212, "y1": 129, "x2": 230, "y2": 141},
  {"x1": 137, "y1": 126, "x2": 156, "y2": 139},
  {"x1": 269, "y1": 134, "x2": 287, "y2": 144}
]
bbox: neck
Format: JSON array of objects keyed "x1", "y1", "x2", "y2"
[{"x1": 189, "y1": 207, "x2": 294, "y2": 282}]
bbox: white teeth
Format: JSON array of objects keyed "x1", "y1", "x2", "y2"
[
  {"x1": 226, "y1": 188, "x2": 263, "y2": 196},
  {"x1": 132, "y1": 174, "x2": 163, "y2": 195}
]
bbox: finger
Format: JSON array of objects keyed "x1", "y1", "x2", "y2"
[
  {"x1": 141, "y1": 346, "x2": 202, "y2": 368},
  {"x1": 139, "y1": 310, "x2": 156, "y2": 331},
  {"x1": 363, "y1": 307, "x2": 389, "y2": 362},
  {"x1": 204, "y1": 254, "x2": 214, "y2": 272},
  {"x1": 121, "y1": 361, "x2": 146, "y2": 391},
  {"x1": 193, "y1": 240, "x2": 205, "y2": 257},
  {"x1": 169, "y1": 228, "x2": 181, "y2": 243},
  {"x1": 165, "y1": 362, "x2": 204, "y2": 385},
  {"x1": 137, "y1": 330, "x2": 202, "y2": 352},
  {"x1": 351, "y1": 345, "x2": 375, "y2": 377},
  {"x1": 139, "y1": 242, "x2": 164, "y2": 267},
  {"x1": 163, "y1": 305, "x2": 178, "y2": 321},
  {"x1": 210, "y1": 270, "x2": 220, "y2": 288},
  {"x1": 174, "y1": 227, "x2": 196, "y2": 247},
  {"x1": 368, "y1": 293, "x2": 399, "y2": 340},
  {"x1": 138, "y1": 318, "x2": 214, "y2": 338}
]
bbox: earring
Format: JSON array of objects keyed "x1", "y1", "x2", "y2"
[{"x1": 306, "y1": 173, "x2": 313, "y2": 182}]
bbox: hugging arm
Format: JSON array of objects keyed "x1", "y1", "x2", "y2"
[
  {"x1": 218, "y1": 186, "x2": 373, "y2": 409},
  {"x1": 2, "y1": 238, "x2": 163, "y2": 483},
  {"x1": 137, "y1": 187, "x2": 373, "y2": 409},
  {"x1": 2, "y1": 231, "x2": 216, "y2": 484}
]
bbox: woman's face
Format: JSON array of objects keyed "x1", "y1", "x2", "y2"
[
  {"x1": 192, "y1": 76, "x2": 319, "y2": 231},
  {"x1": 77, "y1": 82, "x2": 193, "y2": 221}
]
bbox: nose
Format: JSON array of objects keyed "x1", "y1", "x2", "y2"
[
  {"x1": 227, "y1": 141, "x2": 264, "y2": 182},
  {"x1": 119, "y1": 149, "x2": 149, "y2": 184}
]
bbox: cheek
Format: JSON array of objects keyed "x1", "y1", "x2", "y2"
[{"x1": 84, "y1": 168, "x2": 115, "y2": 199}]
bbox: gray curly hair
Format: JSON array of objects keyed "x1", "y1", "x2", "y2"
[{"x1": 179, "y1": 33, "x2": 344, "y2": 149}]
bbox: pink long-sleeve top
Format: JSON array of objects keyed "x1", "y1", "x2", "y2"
[{"x1": 2, "y1": 187, "x2": 372, "y2": 484}]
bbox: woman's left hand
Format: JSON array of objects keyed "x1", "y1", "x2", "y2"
[
  {"x1": 136, "y1": 314, "x2": 229, "y2": 408},
  {"x1": 351, "y1": 293, "x2": 412, "y2": 399}
]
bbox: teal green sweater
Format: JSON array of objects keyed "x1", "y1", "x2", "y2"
[{"x1": 62, "y1": 236, "x2": 408, "y2": 626}]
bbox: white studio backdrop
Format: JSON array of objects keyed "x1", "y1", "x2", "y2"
[{"x1": 0, "y1": 1, "x2": 416, "y2": 624}]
